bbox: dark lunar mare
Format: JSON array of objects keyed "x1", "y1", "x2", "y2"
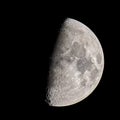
[{"x1": 76, "y1": 57, "x2": 93, "y2": 74}]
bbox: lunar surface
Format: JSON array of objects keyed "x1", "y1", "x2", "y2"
[{"x1": 46, "y1": 18, "x2": 104, "y2": 107}]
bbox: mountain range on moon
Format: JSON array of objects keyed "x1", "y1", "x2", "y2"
[{"x1": 45, "y1": 18, "x2": 104, "y2": 107}]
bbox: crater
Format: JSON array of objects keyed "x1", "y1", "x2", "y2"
[
  {"x1": 80, "y1": 78, "x2": 87, "y2": 87},
  {"x1": 63, "y1": 54, "x2": 75, "y2": 64},
  {"x1": 90, "y1": 67, "x2": 99, "y2": 81},
  {"x1": 70, "y1": 41, "x2": 86, "y2": 58},
  {"x1": 96, "y1": 52, "x2": 102, "y2": 64}
]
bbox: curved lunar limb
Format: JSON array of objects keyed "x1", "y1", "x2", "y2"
[{"x1": 46, "y1": 18, "x2": 104, "y2": 107}]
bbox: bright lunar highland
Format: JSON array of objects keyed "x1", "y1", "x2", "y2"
[{"x1": 46, "y1": 18, "x2": 104, "y2": 107}]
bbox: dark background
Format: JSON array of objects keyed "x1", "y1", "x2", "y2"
[{"x1": 2, "y1": 1, "x2": 119, "y2": 119}]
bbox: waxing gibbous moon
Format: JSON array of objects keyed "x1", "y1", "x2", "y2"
[{"x1": 45, "y1": 18, "x2": 104, "y2": 107}]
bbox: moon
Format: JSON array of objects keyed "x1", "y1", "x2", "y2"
[{"x1": 45, "y1": 18, "x2": 104, "y2": 107}]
